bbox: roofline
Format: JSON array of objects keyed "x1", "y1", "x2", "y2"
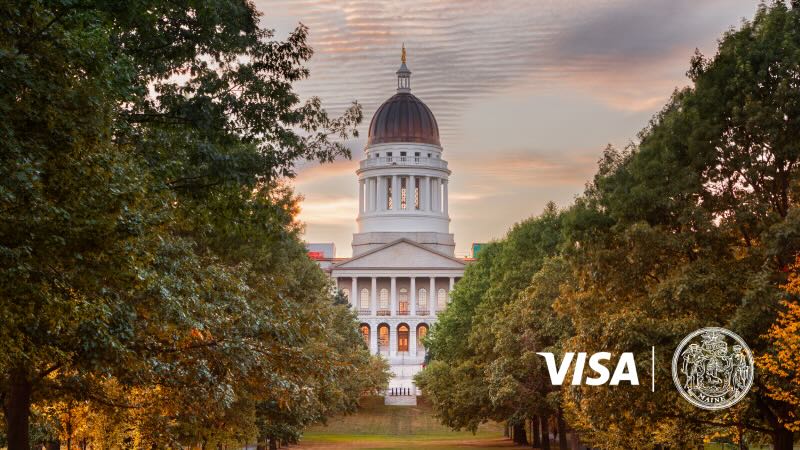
[{"x1": 331, "y1": 238, "x2": 466, "y2": 269}]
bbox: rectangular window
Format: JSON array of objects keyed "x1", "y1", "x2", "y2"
[
  {"x1": 401, "y1": 177, "x2": 407, "y2": 210},
  {"x1": 387, "y1": 182, "x2": 393, "y2": 210},
  {"x1": 415, "y1": 178, "x2": 420, "y2": 209}
]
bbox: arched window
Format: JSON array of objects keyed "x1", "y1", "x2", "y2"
[
  {"x1": 341, "y1": 288, "x2": 350, "y2": 301},
  {"x1": 399, "y1": 288, "x2": 409, "y2": 314},
  {"x1": 359, "y1": 324, "x2": 370, "y2": 347},
  {"x1": 360, "y1": 288, "x2": 370, "y2": 310},
  {"x1": 418, "y1": 288, "x2": 428, "y2": 309},
  {"x1": 417, "y1": 324, "x2": 429, "y2": 354},
  {"x1": 397, "y1": 324, "x2": 409, "y2": 352},
  {"x1": 379, "y1": 288, "x2": 389, "y2": 310},
  {"x1": 378, "y1": 324, "x2": 390, "y2": 353},
  {"x1": 437, "y1": 288, "x2": 447, "y2": 310}
]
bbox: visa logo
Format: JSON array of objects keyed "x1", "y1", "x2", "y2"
[{"x1": 536, "y1": 352, "x2": 639, "y2": 386}]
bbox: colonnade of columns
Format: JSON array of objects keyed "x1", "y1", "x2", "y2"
[
  {"x1": 337, "y1": 276, "x2": 458, "y2": 317},
  {"x1": 358, "y1": 175, "x2": 448, "y2": 215}
]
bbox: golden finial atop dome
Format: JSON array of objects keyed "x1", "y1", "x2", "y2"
[{"x1": 401, "y1": 43, "x2": 406, "y2": 64}]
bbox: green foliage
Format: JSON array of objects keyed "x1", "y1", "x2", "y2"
[
  {"x1": 419, "y1": 2, "x2": 800, "y2": 449},
  {"x1": 0, "y1": 1, "x2": 382, "y2": 448},
  {"x1": 417, "y1": 203, "x2": 566, "y2": 431}
]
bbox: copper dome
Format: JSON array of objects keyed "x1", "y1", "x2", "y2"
[{"x1": 367, "y1": 93, "x2": 440, "y2": 146}]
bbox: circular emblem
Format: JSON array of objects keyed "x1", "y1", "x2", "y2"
[{"x1": 672, "y1": 327, "x2": 754, "y2": 410}]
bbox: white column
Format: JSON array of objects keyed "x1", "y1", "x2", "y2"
[
  {"x1": 352, "y1": 276, "x2": 358, "y2": 310},
  {"x1": 389, "y1": 325, "x2": 397, "y2": 357},
  {"x1": 370, "y1": 177, "x2": 377, "y2": 211},
  {"x1": 410, "y1": 325, "x2": 417, "y2": 356},
  {"x1": 410, "y1": 277, "x2": 417, "y2": 315},
  {"x1": 443, "y1": 180, "x2": 448, "y2": 215},
  {"x1": 371, "y1": 277, "x2": 377, "y2": 315},
  {"x1": 391, "y1": 175, "x2": 400, "y2": 211},
  {"x1": 429, "y1": 177, "x2": 436, "y2": 212},
  {"x1": 437, "y1": 178, "x2": 443, "y2": 213},
  {"x1": 409, "y1": 175, "x2": 416, "y2": 210},
  {"x1": 370, "y1": 323, "x2": 378, "y2": 354},
  {"x1": 390, "y1": 276, "x2": 397, "y2": 315},
  {"x1": 430, "y1": 277, "x2": 436, "y2": 317},
  {"x1": 378, "y1": 177, "x2": 385, "y2": 211},
  {"x1": 358, "y1": 179, "x2": 365, "y2": 214},
  {"x1": 433, "y1": 178, "x2": 440, "y2": 213},
  {"x1": 449, "y1": 277, "x2": 455, "y2": 305},
  {"x1": 421, "y1": 176, "x2": 428, "y2": 211}
]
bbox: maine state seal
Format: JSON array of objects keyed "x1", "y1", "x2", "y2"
[{"x1": 671, "y1": 327, "x2": 754, "y2": 410}]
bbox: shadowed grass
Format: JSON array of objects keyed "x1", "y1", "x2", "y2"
[{"x1": 296, "y1": 396, "x2": 509, "y2": 449}]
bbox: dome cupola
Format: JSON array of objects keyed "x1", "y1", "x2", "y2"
[{"x1": 367, "y1": 45, "x2": 440, "y2": 147}]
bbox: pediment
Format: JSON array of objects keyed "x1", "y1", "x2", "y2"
[{"x1": 333, "y1": 239, "x2": 465, "y2": 270}]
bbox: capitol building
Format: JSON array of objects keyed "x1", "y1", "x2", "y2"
[{"x1": 308, "y1": 48, "x2": 467, "y2": 404}]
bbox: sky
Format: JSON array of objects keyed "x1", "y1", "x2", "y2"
[{"x1": 256, "y1": 0, "x2": 762, "y2": 258}]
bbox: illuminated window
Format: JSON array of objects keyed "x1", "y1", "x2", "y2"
[
  {"x1": 360, "y1": 288, "x2": 370, "y2": 310},
  {"x1": 378, "y1": 324, "x2": 389, "y2": 352},
  {"x1": 387, "y1": 181, "x2": 393, "y2": 209},
  {"x1": 414, "y1": 178, "x2": 420, "y2": 209},
  {"x1": 401, "y1": 177, "x2": 407, "y2": 210},
  {"x1": 437, "y1": 289, "x2": 447, "y2": 310},
  {"x1": 359, "y1": 324, "x2": 370, "y2": 346},
  {"x1": 399, "y1": 288, "x2": 409, "y2": 314},
  {"x1": 417, "y1": 324, "x2": 429, "y2": 352},
  {"x1": 379, "y1": 289, "x2": 389, "y2": 309},
  {"x1": 397, "y1": 324, "x2": 409, "y2": 352}
]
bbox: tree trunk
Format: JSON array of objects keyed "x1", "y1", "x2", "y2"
[
  {"x1": 3, "y1": 369, "x2": 32, "y2": 450},
  {"x1": 531, "y1": 416, "x2": 541, "y2": 447},
  {"x1": 540, "y1": 415, "x2": 551, "y2": 450},
  {"x1": 773, "y1": 426, "x2": 793, "y2": 450},
  {"x1": 556, "y1": 409, "x2": 568, "y2": 450},
  {"x1": 268, "y1": 438, "x2": 278, "y2": 450},
  {"x1": 512, "y1": 421, "x2": 529, "y2": 445}
]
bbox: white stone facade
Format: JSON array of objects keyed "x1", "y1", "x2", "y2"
[{"x1": 312, "y1": 50, "x2": 466, "y2": 399}]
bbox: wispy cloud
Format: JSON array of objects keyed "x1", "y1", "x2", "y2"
[
  {"x1": 297, "y1": 195, "x2": 357, "y2": 226},
  {"x1": 259, "y1": 0, "x2": 761, "y2": 255}
]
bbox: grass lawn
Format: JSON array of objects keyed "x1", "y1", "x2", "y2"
[
  {"x1": 295, "y1": 397, "x2": 799, "y2": 449},
  {"x1": 295, "y1": 397, "x2": 510, "y2": 449}
]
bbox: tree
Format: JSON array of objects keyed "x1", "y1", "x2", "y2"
[
  {"x1": 420, "y1": 2, "x2": 800, "y2": 448},
  {"x1": 0, "y1": 1, "x2": 378, "y2": 448},
  {"x1": 759, "y1": 255, "x2": 800, "y2": 433},
  {"x1": 417, "y1": 204, "x2": 565, "y2": 435},
  {"x1": 558, "y1": 2, "x2": 800, "y2": 447},
  {"x1": 488, "y1": 257, "x2": 574, "y2": 449}
]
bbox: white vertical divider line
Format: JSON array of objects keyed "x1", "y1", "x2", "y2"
[{"x1": 651, "y1": 346, "x2": 655, "y2": 392}]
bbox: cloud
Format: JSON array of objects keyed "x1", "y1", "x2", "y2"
[
  {"x1": 455, "y1": 149, "x2": 599, "y2": 189},
  {"x1": 297, "y1": 195, "x2": 358, "y2": 226},
  {"x1": 258, "y1": 0, "x2": 762, "y2": 255}
]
